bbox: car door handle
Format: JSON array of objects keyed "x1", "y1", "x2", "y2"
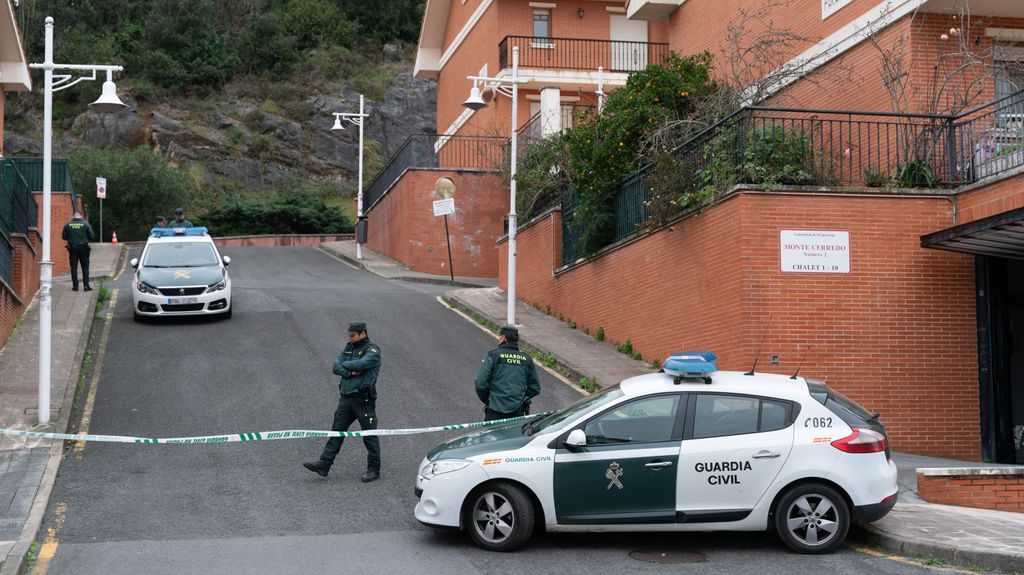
[
  {"x1": 752, "y1": 451, "x2": 781, "y2": 459},
  {"x1": 644, "y1": 461, "x2": 673, "y2": 469}
]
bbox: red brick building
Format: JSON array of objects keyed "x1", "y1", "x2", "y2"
[{"x1": 369, "y1": 0, "x2": 1024, "y2": 463}]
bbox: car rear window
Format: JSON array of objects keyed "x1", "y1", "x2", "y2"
[{"x1": 805, "y1": 379, "x2": 876, "y2": 426}]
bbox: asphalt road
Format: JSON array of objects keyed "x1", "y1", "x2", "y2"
[{"x1": 36, "y1": 247, "x2": 990, "y2": 574}]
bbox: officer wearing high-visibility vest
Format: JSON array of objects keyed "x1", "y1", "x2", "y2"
[
  {"x1": 475, "y1": 325, "x2": 541, "y2": 421},
  {"x1": 304, "y1": 322, "x2": 382, "y2": 482},
  {"x1": 61, "y1": 211, "x2": 94, "y2": 292}
]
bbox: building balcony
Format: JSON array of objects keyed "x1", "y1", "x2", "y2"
[
  {"x1": 625, "y1": 0, "x2": 684, "y2": 21},
  {"x1": 498, "y1": 36, "x2": 669, "y2": 90}
]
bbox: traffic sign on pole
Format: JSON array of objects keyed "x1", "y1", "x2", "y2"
[{"x1": 96, "y1": 177, "x2": 107, "y2": 199}]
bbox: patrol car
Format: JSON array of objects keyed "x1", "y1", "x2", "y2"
[
  {"x1": 129, "y1": 227, "x2": 232, "y2": 320},
  {"x1": 414, "y1": 352, "x2": 897, "y2": 554}
]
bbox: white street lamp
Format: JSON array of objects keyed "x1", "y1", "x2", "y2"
[
  {"x1": 29, "y1": 16, "x2": 126, "y2": 427},
  {"x1": 331, "y1": 94, "x2": 369, "y2": 260},
  {"x1": 463, "y1": 46, "x2": 526, "y2": 326}
]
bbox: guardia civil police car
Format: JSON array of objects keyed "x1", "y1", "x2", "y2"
[
  {"x1": 415, "y1": 352, "x2": 897, "y2": 554},
  {"x1": 130, "y1": 227, "x2": 232, "y2": 321}
]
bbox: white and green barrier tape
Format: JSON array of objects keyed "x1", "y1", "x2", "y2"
[{"x1": 0, "y1": 412, "x2": 545, "y2": 445}]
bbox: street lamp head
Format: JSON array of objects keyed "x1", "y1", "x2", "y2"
[
  {"x1": 332, "y1": 116, "x2": 345, "y2": 131},
  {"x1": 463, "y1": 84, "x2": 487, "y2": 111},
  {"x1": 88, "y1": 80, "x2": 127, "y2": 113}
]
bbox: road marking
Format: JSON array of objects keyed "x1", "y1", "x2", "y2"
[
  {"x1": 848, "y1": 544, "x2": 978, "y2": 574},
  {"x1": 436, "y1": 296, "x2": 587, "y2": 395},
  {"x1": 30, "y1": 501, "x2": 66, "y2": 575},
  {"x1": 75, "y1": 290, "x2": 118, "y2": 456}
]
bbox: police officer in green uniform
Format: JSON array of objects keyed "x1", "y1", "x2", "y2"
[
  {"x1": 169, "y1": 207, "x2": 192, "y2": 228},
  {"x1": 61, "y1": 211, "x2": 94, "y2": 292},
  {"x1": 475, "y1": 325, "x2": 541, "y2": 421},
  {"x1": 304, "y1": 322, "x2": 382, "y2": 482}
]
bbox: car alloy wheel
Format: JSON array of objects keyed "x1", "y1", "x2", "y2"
[
  {"x1": 774, "y1": 483, "x2": 850, "y2": 554},
  {"x1": 464, "y1": 482, "x2": 534, "y2": 552}
]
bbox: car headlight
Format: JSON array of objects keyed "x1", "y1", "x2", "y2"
[
  {"x1": 206, "y1": 279, "x2": 227, "y2": 293},
  {"x1": 420, "y1": 459, "x2": 471, "y2": 479},
  {"x1": 136, "y1": 281, "x2": 158, "y2": 295}
]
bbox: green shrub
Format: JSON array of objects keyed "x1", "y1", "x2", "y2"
[
  {"x1": 894, "y1": 159, "x2": 940, "y2": 188},
  {"x1": 862, "y1": 166, "x2": 889, "y2": 187},
  {"x1": 615, "y1": 340, "x2": 635, "y2": 356},
  {"x1": 197, "y1": 195, "x2": 353, "y2": 236},
  {"x1": 697, "y1": 123, "x2": 832, "y2": 193},
  {"x1": 596, "y1": 327, "x2": 605, "y2": 342},
  {"x1": 226, "y1": 127, "x2": 244, "y2": 146},
  {"x1": 249, "y1": 134, "x2": 273, "y2": 155},
  {"x1": 69, "y1": 147, "x2": 190, "y2": 241},
  {"x1": 259, "y1": 100, "x2": 283, "y2": 115}
]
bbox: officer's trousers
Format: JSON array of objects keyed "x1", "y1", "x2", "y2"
[
  {"x1": 485, "y1": 406, "x2": 526, "y2": 421},
  {"x1": 68, "y1": 245, "x2": 91, "y2": 289},
  {"x1": 319, "y1": 395, "x2": 380, "y2": 471}
]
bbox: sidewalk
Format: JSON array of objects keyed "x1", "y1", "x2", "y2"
[
  {"x1": 332, "y1": 244, "x2": 1024, "y2": 573},
  {"x1": 0, "y1": 243, "x2": 121, "y2": 575},
  {"x1": 320, "y1": 240, "x2": 497, "y2": 288}
]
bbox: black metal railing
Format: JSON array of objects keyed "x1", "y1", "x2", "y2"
[
  {"x1": 0, "y1": 159, "x2": 39, "y2": 286},
  {"x1": 561, "y1": 88, "x2": 1024, "y2": 263},
  {"x1": 500, "y1": 36, "x2": 669, "y2": 73},
  {"x1": 363, "y1": 134, "x2": 508, "y2": 211},
  {"x1": 7, "y1": 157, "x2": 79, "y2": 211}
]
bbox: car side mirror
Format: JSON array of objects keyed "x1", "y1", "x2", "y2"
[
  {"x1": 564, "y1": 429, "x2": 586, "y2": 450},
  {"x1": 222, "y1": 256, "x2": 231, "y2": 266},
  {"x1": 130, "y1": 258, "x2": 138, "y2": 269}
]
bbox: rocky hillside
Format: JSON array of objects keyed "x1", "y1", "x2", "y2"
[{"x1": 4, "y1": 69, "x2": 436, "y2": 194}]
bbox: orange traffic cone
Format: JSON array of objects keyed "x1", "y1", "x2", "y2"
[{"x1": 111, "y1": 231, "x2": 119, "y2": 246}]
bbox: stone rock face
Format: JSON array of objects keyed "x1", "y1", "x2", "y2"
[
  {"x1": 3, "y1": 71, "x2": 438, "y2": 193},
  {"x1": 382, "y1": 44, "x2": 404, "y2": 63}
]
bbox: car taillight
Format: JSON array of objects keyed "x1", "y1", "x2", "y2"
[{"x1": 831, "y1": 427, "x2": 888, "y2": 453}]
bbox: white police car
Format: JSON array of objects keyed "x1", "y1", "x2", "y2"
[
  {"x1": 130, "y1": 227, "x2": 232, "y2": 321},
  {"x1": 415, "y1": 352, "x2": 897, "y2": 554}
]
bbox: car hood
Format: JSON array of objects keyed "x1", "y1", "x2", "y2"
[
  {"x1": 138, "y1": 265, "x2": 223, "y2": 287},
  {"x1": 427, "y1": 421, "x2": 533, "y2": 461}
]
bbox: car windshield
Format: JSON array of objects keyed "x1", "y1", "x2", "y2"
[
  {"x1": 529, "y1": 385, "x2": 625, "y2": 434},
  {"x1": 143, "y1": 243, "x2": 219, "y2": 267}
]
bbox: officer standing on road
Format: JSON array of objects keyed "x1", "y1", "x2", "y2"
[
  {"x1": 475, "y1": 325, "x2": 540, "y2": 421},
  {"x1": 304, "y1": 322, "x2": 382, "y2": 482},
  {"x1": 61, "y1": 210, "x2": 93, "y2": 292},
  {"x1": 169, "y1": 207, "x2": 192, "y2": 228}
]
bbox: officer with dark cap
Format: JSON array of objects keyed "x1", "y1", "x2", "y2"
[
  {"x1": 61, "y1": 211, "x2": 94, "y2": 292},
  {"x1": 475, "y1": 325, "x2": 541, "y2": 421},
  {"x1": 169, "y1": 207, "x2": 192, "y2": 228},
  {"x1": 155, "y1": 215, "x2": 168, "y2": 227},
  {"x1": 304, "y1": 322, "x2": 383, "y2": 482}
]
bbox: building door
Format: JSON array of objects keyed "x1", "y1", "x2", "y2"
[
  {"x1": 609, "y1": 14, "x2": 647, "y2": 72},
  {"x1": 977, "y1": 256, "x2": 1024, "y2": 464}
]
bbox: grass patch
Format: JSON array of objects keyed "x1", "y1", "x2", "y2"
[
  {"x1": 23, "y1": 539, "x2": 40, "y2": 570},
  {"x1": 595, "y1": 327, "x2": 605, "y2": 341}
]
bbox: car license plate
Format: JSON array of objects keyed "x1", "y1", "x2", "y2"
[{"x1": 168, "y1": 297, "x2": 199, "y2": 305}]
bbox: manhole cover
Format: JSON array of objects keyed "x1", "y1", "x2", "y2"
[{"x1": 629, "y1": 549, "x2": 707, "y2": 564}]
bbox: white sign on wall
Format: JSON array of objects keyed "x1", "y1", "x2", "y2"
[
  {"x1": 822, "y1": 0, "x2": 853, "y2": 20},
  {"x1": 780, "y1": 230, "x2": 850, "y2": 274},
  {"x1": 433, "y1": 198, "x2": 455, "y2": 217}
]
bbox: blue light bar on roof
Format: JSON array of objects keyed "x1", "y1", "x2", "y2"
[
  {"x1": 150, "y1": 227, "x2": 208, "y2": 237},
  {"x1": 663, "y1": 351, "x2": 718, "y2": 378}
]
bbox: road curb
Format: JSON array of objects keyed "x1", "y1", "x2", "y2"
[
  {"x1": 853, "y1": 523, "x2": 1024, "y2": 573},
  {"x1": 0, "y1": 286, "x2": 103, "y2": 575}
]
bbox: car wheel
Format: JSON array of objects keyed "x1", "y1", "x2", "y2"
[
  {"x1": 464, "y1": 482, "x2": 534, "y2": 552},
  {"x1": 774, "y1": 483, "x2": 850, "y2": 554}
]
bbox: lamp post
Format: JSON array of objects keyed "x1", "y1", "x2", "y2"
[
  {"x1": 463, "y1": 46, "x2": 527, "y2": 325},
  {"x1": 28, "y1": 17, "x2": 126, "y2": 426},
  {"x1": 331, "y1": 94, "x2": 369, "y2": 260}
]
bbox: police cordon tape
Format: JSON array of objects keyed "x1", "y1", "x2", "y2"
[{"x1": 0, "y1": 412, "x2": 547, "y2": 445}]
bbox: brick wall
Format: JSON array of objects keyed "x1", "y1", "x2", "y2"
[
  {"x1": 33, "y1": 191, "x2": 79, "y2": 277},
  {"x1": 365, "y1": 169, "x2": 507, "y2": 278},
  {"x1": 918, "y1": 470, "x2": 1024, "y2": 512},
  {"x1": 500, "y1": 188, "x2": 980, "y2": 459},
  {"x1": 956, "y1": 173, "x2": 1024, "y2": 225},
  {"x1": 0, "y1": 231, "x2": 41, "y2": 350}
]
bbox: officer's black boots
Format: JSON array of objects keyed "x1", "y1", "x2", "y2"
[
  {"x1": 303, "y1": 461, "x2": 330, "y2": 478},
  {"x1": 360, "y1": 469, "x2": 380, "y2": 483}
]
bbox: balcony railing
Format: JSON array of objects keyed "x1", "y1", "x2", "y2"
[
  {"x1": 500, "y1": 36, "x2": 669, "y2": 73},
  {"x1": 561, "y1": 88, "x2": 1024, "y2": 262},
  {"x1": 363, "y1": 134, "x2": 508, "y2": 211}
]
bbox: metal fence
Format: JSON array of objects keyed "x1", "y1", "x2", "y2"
[
  {"x1": 363, "y1": 134, "x2": 507, "y2": 211},
  {"x1": 560, "y1": 88, "x2": 1024, "y2": 263},
  {"x1": 6, "y1": 157, "x2": 79, "y2": 210},
  {"x1": 500, "y1": 36, "x2": 669, "y2": 73},
  {"x1": 0, "y1": 159, "x2": 39, "y2": 286}
]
